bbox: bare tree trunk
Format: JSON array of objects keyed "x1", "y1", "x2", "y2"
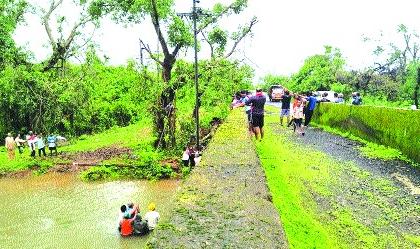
[{"x1": 154, "y1": 58, "x2": 177, "y2": 148}]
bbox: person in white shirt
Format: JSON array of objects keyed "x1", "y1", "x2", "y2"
[{"x1": 144, "y1": 202, "x2": 160, "y2": 231}]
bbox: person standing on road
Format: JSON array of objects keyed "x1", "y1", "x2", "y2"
[
  {"x1": 236, "y1": 90, "x2": 253, "y2": 134},
  {"x1": 351, "y1": 92, "x2": 362, "y2": 105},
  {"x1": 246, "y1": 88, "x2": 266, "y2": 141},
  {"x1": 279, "y1": 90, "x2": 292, "y2": 126},
  {"x1": 304, "y1": 91, "x2": 317, "y2": 127},
  {"x1": 292, "y1": 96, "x2": 305, "y2": 136},
  {"x1": 5, "y1": 133, "x2": 16, "y2": 160}
]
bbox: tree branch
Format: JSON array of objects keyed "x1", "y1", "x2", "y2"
[
  {"x1": 140, "y1": 39, "x2": 163, "y2": 66},
  {"x1": 150, "y1": 0, "x2": 170, "y2": 57},
  {"x1": 43, "y1": 0, "x2": 64, "y2": 50},
  {"x1": 200, "y1": 31, "x2": 214, "y2": 58},
  {"x1": 224, "y1": 17, "x2": 257, "y2": 58}
]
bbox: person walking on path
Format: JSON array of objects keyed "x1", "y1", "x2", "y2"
[
  {"x1": 37, "y1": 133, "x2": 47, "y2": 157},
  {"x1": 246, "y1": 88, "x2": 266, "y2": 141},
  {"x1": 304, "y1": 91, "x2": 317, "y2": 127},
  {"x1": 280, "y1": 90, "x2": 292, "y2": 126},
  {"x1": 15, "y1": 134, "x2": 26, "y2": 154},
  {"x1": 292, "y1": 97, "x2": 305, "y2": 136},
  {"x1": 5, "y1": 133, "x2": 16, "y2": 160}
]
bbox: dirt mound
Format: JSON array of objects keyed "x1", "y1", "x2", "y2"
[{"x1": 49, "y1": 146, "x2": 132, "y2": 173}]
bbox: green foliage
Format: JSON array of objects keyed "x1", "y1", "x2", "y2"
[
  {"x1": 173, "y1": 59, "x2": 253, "y2": 149},
  {"x1": 0, "y1": 0, "x2": 27, "y2": 69},
  {"x1": 289, "y1": 46, "x2": 345, "y2": 92},
  {"x1": 258, "y1": 74, "x2": 291, "y2": 91},
  {"x1": 312, "y1": 103, "x2": 420, "y2": 163}
]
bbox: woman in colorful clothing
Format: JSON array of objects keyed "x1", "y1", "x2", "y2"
[{"x1": 292, "y1": 96, "x2": 305, "y2": 136}]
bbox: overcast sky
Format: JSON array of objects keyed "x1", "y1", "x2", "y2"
[{"x1": 14, "y1": 0, "x2": 420, "y2": 82}]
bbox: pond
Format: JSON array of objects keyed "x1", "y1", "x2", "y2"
[{"x1": 0, "y1": 173, "x2": 180, "y2": 249}]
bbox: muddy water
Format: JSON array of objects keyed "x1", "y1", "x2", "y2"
[{"x1": 0, "y1": 173, "x2": 180, "y2": 249}]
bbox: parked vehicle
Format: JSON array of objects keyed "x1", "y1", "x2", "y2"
[{"x1": 268, "y1": 85, "x2": 284, "y2": 102}]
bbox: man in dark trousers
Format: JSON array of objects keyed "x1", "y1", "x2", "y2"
[
  {"x1": 246, "y1": 88, "x2": 266, "y2": 141},
  {"x1": 305, "y1": 91, "x2": 317, "y2": 127}
]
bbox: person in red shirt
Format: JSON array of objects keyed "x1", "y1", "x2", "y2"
[{"x1": 118, "y1": 204, "x2": 139, "y2": 236}]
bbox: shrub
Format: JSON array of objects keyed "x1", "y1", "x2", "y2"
[{"x1": 312, "y1": 103, "x2": 420, "y2": 163}]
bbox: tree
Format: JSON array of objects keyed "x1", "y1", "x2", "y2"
[
  {"x1": 0, "y1": 0, "x2": 28, "y2": 69},
  {"x1": 290, "y1": 46, "x2": 345, "y2": 92},
  {"x1": 89, "y1": 0, "x2": 253, "y2": 148},
  {"x1": 364, "y1": 24, "x2": 420, "y2": 106},
  {"x1": 198, "y1": 1, "x2": 257, "y2": 58},
  {"x1": 41, "y1": 0, "x2": 98, "y2": 73}
]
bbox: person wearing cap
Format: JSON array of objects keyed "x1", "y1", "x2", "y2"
[
  {"x1": 144, "y1": 202, "x2": 160, "y2": 231},
  {"x1": 5, "y1": 133, "x2": 16, "y2": 160},
  {"x1": 245, "y1": 88, "x2": 266, "y2": 141}
]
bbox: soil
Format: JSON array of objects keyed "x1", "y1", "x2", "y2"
[{"x1": 148, "y1": 109, "x2": 288, "y2": 248}]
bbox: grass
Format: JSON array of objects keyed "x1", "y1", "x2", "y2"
[
  {"x1": 0, "y1": 118, "x2": 176, "y2": 180},
  {"x1": 254, "y1": 106, "x2": 419, "y2": 249},
  {"x1": 61, "y1": 118, "x2": 153, "y2": 153}
]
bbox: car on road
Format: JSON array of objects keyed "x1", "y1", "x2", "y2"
[{"x1": 268, "y1": 85, "x2": 284, "y2": 102}]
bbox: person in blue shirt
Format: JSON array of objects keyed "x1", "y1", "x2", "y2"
[
  {"x1": 47, "y1": 134, "x2": 58, "y2": 156},
  {"x1": 36, "y1": 133, "x2": 47, "y2": 157},
  {"x1": 304, "y1": 91, "x2": 317, "y2": 127}
]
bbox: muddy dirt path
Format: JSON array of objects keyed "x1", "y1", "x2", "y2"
[
  {"x1": 148, "y1": 109, "x2": 288, "y2": 248},
  {"x1": 262, "y1": 106, "x2": 419, "y2": 248}
]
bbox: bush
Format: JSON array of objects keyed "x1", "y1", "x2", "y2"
[{"x1": 312, "y1": 103, "x2": 420, "y2": 163}]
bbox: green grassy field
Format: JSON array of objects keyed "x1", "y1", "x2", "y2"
[
  {"x1": 255, "y1": 106, "x2": 420, "y2": 249},
  {"x1": 0, "y1": 119, "x2": 157, "y2": 176}
]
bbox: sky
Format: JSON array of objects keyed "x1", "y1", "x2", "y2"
[{"x1": 13, "y1": 0, "x2": 420, "y2": 83}]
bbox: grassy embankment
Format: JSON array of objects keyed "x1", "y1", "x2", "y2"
[
  {"x1": 148, "y1": 108, "x2": 288, "y2": 248},
  {"x1": 255, "y1": 106, "x2": 420, "y2": 249},
  {"x1": 0, "y1": 118, "x2": 176, "y2": 180}
]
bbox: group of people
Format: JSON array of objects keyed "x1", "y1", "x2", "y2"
[
  {"x1": 277, "y1": 91, "x2": 318, "y2": 136},
  {"x1": 118, "y1": 202, "x2": 160, "y2": 237},
  {"x1": 231, "y1": 88, "x2": 362, "y2": 138},
  {"x1": 232, "y1": 88, "x2": 267, "y2": 141},
  {"x1": 4, "y1": 131, "x2": 59, "y2": 160},
  {"x1": 182, "y1": 145, "x2": 201, "y2": 167}
]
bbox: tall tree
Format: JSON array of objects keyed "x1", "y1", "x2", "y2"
[
  {"x1": 89, "y1": 0, "x2": 253, "y2": 148},
  {"x1": 0, "y1": 0, "x2": 28, "y2": 69}
]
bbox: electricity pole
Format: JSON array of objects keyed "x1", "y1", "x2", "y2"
[{"x1": 193, "y1": 0, "x2": 200, "y2": 151}]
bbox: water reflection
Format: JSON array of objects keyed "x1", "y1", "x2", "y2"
[{"x1": 0, "y1": 173, "x2": 180, "y2": 249}]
